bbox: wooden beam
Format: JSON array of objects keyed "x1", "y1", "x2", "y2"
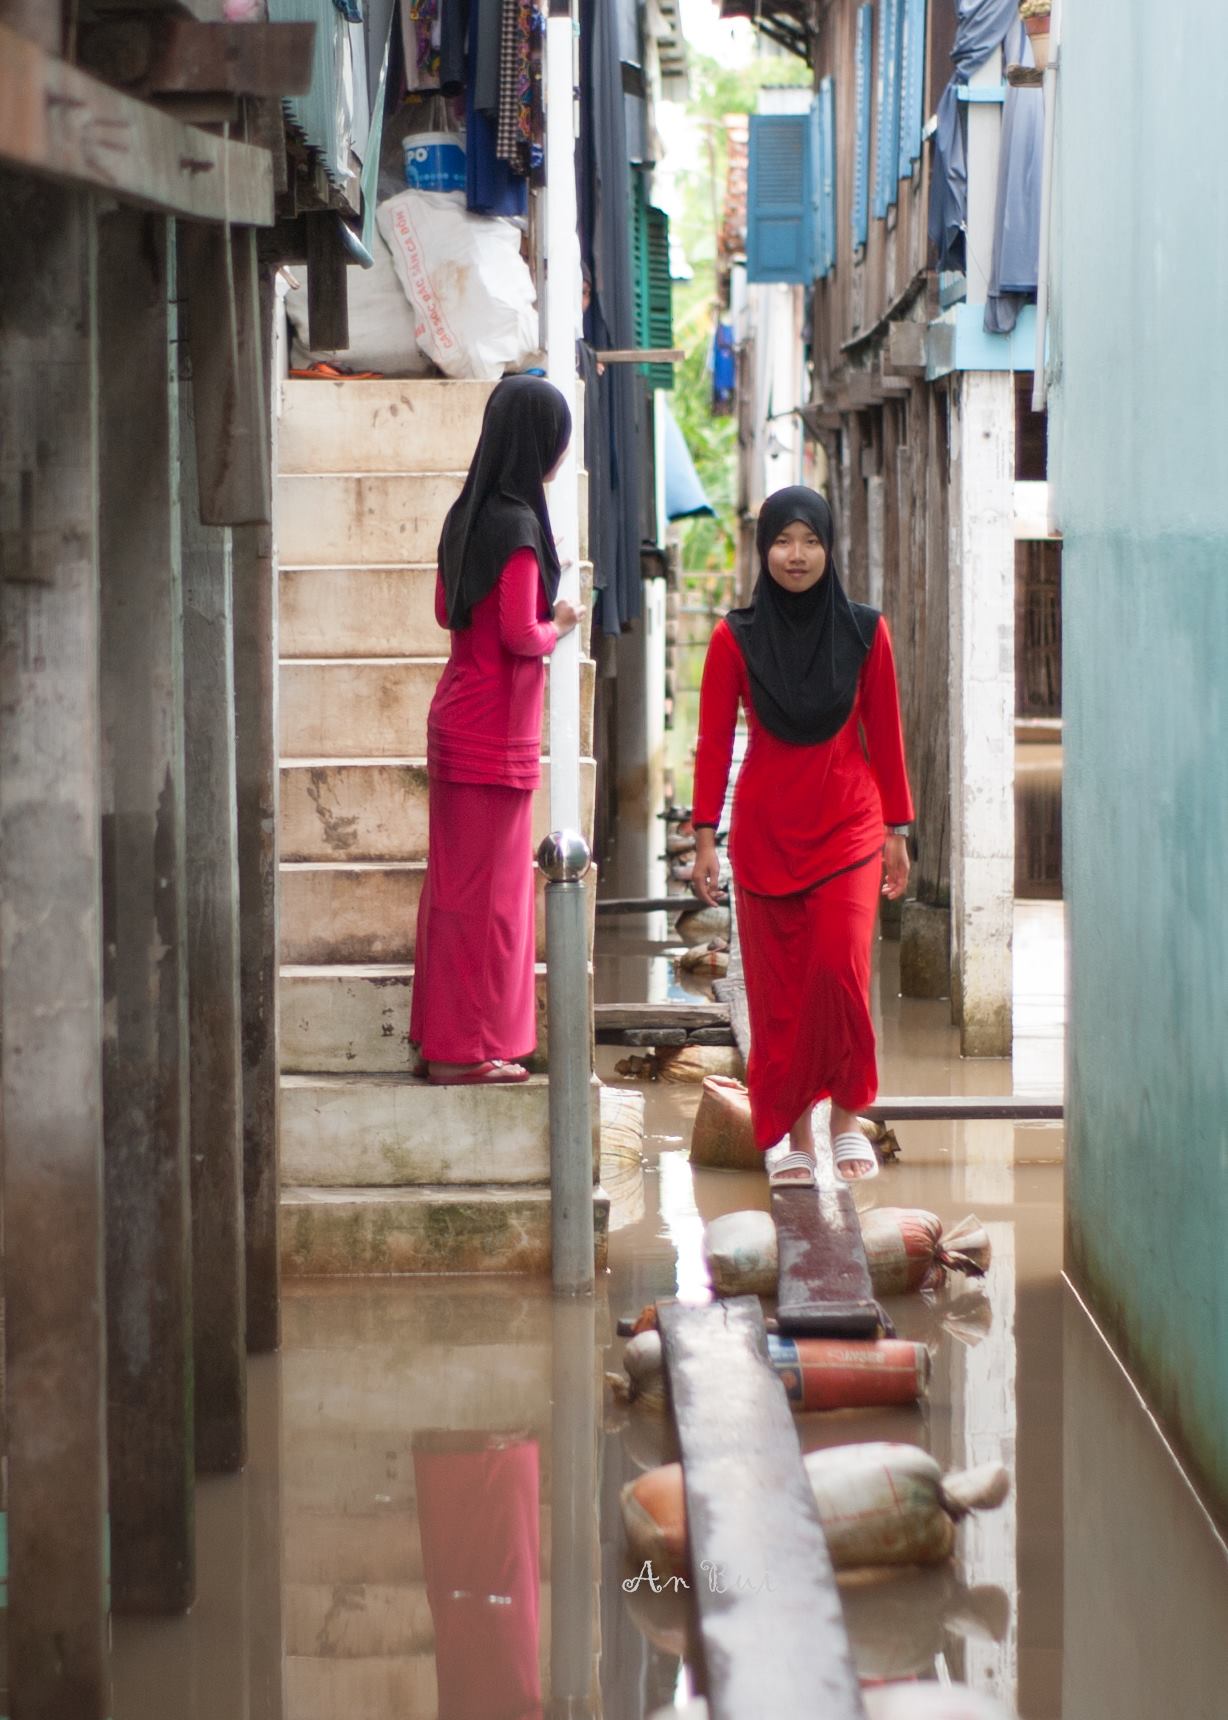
[
  {"x1": 593, "y1": 348, "x2": 684, "y2": 364},
  {"x1": 79, "y1": 19, "x2": 315, "y2": 98},
  {"x1": 595, "y1": 1001, "x2": 730, "y2": 1033},
  {"x1": 0, "y1": 22, "x2": 274, "y2": 225},
  {"x1": 657, "y1": 1298, "x2": 865, "y2": 1720},
  {"x1": 863, "y1": 1094, "x2": 1063, "y2": 1121},
  {"x1": 0, "y1": 176, "x2": 111, "y2": 1714},
  {"x1": 596, "y1": 893, "x2": 724, "y2": 914},
  {"x1": 97, "y1": 206, "x2": 195, "y2": 1613},
  {"x1": 306, "y1": 211, "x2": 350, "y2": 354},
  {"x1": 182, "y1": 223, "x2": 272, "y2": 525},
  {"x1": 179, "y1": 328, "x2": 247, "y2": 1474},
  {"x1": 773, "y1": 1181, "x2": 882, "y2": 1339},
  {"x1": 885, "y1": 318, "x2": 928, "y2": 375},
  {"x1": 232, "y1": 254, "x2": 282, "y2": 1356}
]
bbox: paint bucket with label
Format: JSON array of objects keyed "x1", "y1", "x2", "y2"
[{"x1": 402, "y1": 132, "x2": 466, "y2": 194}]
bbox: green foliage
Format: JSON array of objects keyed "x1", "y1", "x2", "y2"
[{"x1": 668, "y1": 46, "x2": 811, "y2": 571}]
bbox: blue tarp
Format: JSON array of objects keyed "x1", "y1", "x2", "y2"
[
  {"x1": 985, "y1": 21, "x2": 1044, "y2": 334},
  {"x1": 927, "y1": 0, "x2": 1020, "y2": 274},
  {"x1": 663, "y1": 404, "x2": 714, "y2": 520}
]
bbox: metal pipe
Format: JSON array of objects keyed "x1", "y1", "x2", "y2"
[
  {"x1": 544, "y1": 0, "x2": 582, "y2": 834},
  {"x1": 549, "y1": 1295, "x2": 597, "y2": 1714},
  {"x1": 539, "y1": 831, "x2": 594, "y2": 1293}
]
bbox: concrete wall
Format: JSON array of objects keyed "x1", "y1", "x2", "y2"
[{"x1": 1050, "y1": 0, "x2": 1228, "y2": 1511}]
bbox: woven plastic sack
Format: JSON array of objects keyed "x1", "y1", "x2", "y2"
[
  {"x1": 861, "y1": 1209, "x2": 992, "y2": 1295},
  {"x1": 690, "y1": 1076, "x2": 759, "y2": 1171},
  {"x1": 376, "y1": 189, "x2": 538, "y2": 380}
]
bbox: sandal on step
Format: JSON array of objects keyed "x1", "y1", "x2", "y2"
[
  {"x1": 831, "y1": 1130, "x2": 880, "y2": 1183},
  {"x1": 768, "y1": 1150, "x2": 818, "y2": 1188},
  {"x1": 428, "y1": 1060, "x2": 531, "y2": 1086}
]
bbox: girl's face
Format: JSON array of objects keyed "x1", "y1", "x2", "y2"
[
  {"x1": 544, "y1": 434, "x2": 571, "y2": 484},
  {"x1": 766, "y1": 519, "x2": 828, "y2": 592}
]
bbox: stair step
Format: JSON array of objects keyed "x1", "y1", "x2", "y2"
[
  {"x1": 280, "y1": 756, "x2": 596, "y2": 863},
  {"x1": 278, "y1": 470, "x2": 589, "y2": 567},
  {"x1": 281, "y1": 1069, "x2": 601, "y2": 1185},
  {"x1": 280, "y1": 960, "x2": 598, "y2": 1075},
  {"x1": 279, "y1": 656, "x2": 595, "y2": 760},
  {"x1": 278, "y1": 472, "x2": 464, "y2": 568},
  {"x1": 279, "y1": 860, "x2": 596, "y2": 966},
  {"x1": 279, "y1": 377, "x2": 495, "y2": 475},
  {"x1": 280, "y1": 562, "x2": 595, "y2": 659},
  {"x1": 281, "y1": 1184, "x2": 610, "y2": 1276},
  {"x1": 286, "y1": 1581, "x2": 434, "y2": 1659},
  {"x1": 285, "y1": 1654, "x2": 437, "y2": 1720}
]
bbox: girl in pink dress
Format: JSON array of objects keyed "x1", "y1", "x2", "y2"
[{"x1": 410, "y1": 376, "x2": 583, "y2": 1085}]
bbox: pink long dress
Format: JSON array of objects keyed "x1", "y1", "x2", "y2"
[{"x1": 409, "y1": 548, "x2": 556, "y2": 1064}]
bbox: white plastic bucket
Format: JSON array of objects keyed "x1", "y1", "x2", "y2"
[{"x1": 402, "y1": 132, "x2": 466, "y2": 194}]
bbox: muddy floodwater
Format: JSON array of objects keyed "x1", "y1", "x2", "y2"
[{"x1": 111, "y1": 904, "x2": 1228, "y2": 1720}]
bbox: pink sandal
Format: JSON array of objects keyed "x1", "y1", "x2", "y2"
[{"x1": 427, "y1": 1060, "x2": 531, "y2": 1086}]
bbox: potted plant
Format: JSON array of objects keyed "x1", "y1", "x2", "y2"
[{"x1": 1019, "y1": 0, "x2": 1052, "y2": 72}]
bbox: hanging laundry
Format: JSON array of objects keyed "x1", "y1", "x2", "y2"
[
  {"x1": 438, "y1": 0, "x2": 468, "y2": 96},
  {"x1": 404, "y1": 0, "x2": 442, "y2": 89},
  {"x1": 496, "y1": 0, "x2": 535, "y2": 171},
  {"x1": 465, "y1": 0, "x2": 527, "y2": 215}
]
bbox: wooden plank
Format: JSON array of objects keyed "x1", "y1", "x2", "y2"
[
  {"x1": 596, "y1": 893, "x2": 724, "y2": 914},
  {"x1": 598, "y1": 1027, "x2": 688, "y2": 1047},
  {"x1": 864, "y1": 1095, "x2": 1063, "y2": 1121},
  {"x1": 180, "y1": 330, "x2": 247, "y2": 1473},
  {"x1": 0, "y1": 23, "x2": 274, "y2": 224},
  {"x1": 773, "y1": 1180, "x2": 881, "y2": 1339},
  {"x1": 0, "y1": 176, "x2": 110, "y2": 1714},
  {"x1": 593, "y1": 347, "x2": 684, "y2": 363},
  {"x1": 306, "y1": 211, "x2": 349, "y2": 354},
  {"x1": 150, "y1": 20, "x2": 316, "y2": 96},
  {"x1": 97, "y1": 206, "x2": 195, "y2": 1613},
  {"x1": 184, "y1": 222, "x2": 272, "y2": 525},
  {"x1": 233, "y1": 267, "x2": 281, "y2": 1354},
  {"x1": 657, "y1": 1298, "x2": 864, "y2": 1720},
  {"x1": 595, "y1": 1001, "x2": 729, "y2": 1032}
]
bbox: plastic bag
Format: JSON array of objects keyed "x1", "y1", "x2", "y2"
[
  {"x1": 376, "y1": 188, "x2": 538, "y2": 380},
  {"x1": 285, "y1": 232, "x2": 433, "y2": 377},
  {"x1": 612, "y1": 1324, "x2": 929, "y2": 1414},
  {"x1": 621, "y1": 1444, "x2": 1009, "y2": 1581}
]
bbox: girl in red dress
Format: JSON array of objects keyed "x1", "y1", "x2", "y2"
[
  {"x1": 690, "y1": 486, "x2": 913, "y2": 1182},
  {"x1": 411, "y1": 376, "x2": 584, "y2": 1085}
]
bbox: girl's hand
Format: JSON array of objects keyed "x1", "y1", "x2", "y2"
[
  {"x1": 882, "y1": 833, "x2": 910, "y2": 900},
  {"x1": 691, "y1": 829, "x2": 722, "y2": 906},
  {"x1": 553, "y1": 599, "x2": 586, "y2": 637}
]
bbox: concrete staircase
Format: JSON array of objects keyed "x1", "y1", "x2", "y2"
[{"x1": 275, "y1": 379, "x2": 604, "y2": 1274}]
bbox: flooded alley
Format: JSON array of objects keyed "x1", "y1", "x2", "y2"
[{"x1": 110, "y1": 900, "x2": 1228, "y2": 1719}]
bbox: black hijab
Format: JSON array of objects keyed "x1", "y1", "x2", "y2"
[
  {"x1": 438, "y1": 374, "x2": 572, "y2": 630},
  {"x1": 725, "y1": 486, "x2": 879, "y2": 745}
]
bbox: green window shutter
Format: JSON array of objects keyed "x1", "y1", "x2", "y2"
[
  {"x1": 632, "y1": 175, "x2": 674, "y2": 389},
  {"x1": 644, "y1": 202, "x2": 674, "y2": 390}
]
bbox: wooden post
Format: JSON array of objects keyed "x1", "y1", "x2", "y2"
[
  {"x1": 0, "y1": 173, "x2": 111, "y2": 1713},
  {"x1": 233, "y1": 268, "x2": 281, "y2": 1352},
  {"x1": 179, "y1": 261, "x2": 248, "y2": 1471},
  {"x1": 96, "y1": 206, "x2": 195, "y2": 1613}
]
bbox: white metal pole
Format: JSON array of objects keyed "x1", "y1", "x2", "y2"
[{"x1": 544, "y1": 0, "x2": 582, "y2": 834}]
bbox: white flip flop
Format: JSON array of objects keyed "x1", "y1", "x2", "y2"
[
  {"x1": 831, "y1": 1130, "x2": 880, "y2": 1183},
  {"x1": 768, "y1": 1150, "x2": 818, "y2": 1188}
]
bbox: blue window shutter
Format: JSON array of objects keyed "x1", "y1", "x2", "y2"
[
  {"x1": 898, "y1": 0, "x2": 927, "y2": 178},
  {"x1": 815, "y1": 78, "x2": 836, "y2": 278},
  {"x1": 746, "y1": 113, "x2": 812, "y2": 285},
  {"x1": 873, "y1": 0, "x2": 902, "y2": 219},
  {"x1": 852, "y1": 4, "x2": 873, "y2": 250}
]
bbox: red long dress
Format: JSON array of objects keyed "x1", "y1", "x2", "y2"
[
  {"x1": 410, "y1": 548, "x2": 556, "y2": 1064},
  {"x1": 692, "y1": 615, "x2": 914, "y2": 1147}
]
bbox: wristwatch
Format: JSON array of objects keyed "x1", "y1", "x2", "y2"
[{"x1": 885, "y1": 823, "x2": 912, "y2": 837}]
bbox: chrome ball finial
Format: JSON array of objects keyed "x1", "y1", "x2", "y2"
[{"x1": 536, "y1": 828, "x2": 592, "y2": 882}]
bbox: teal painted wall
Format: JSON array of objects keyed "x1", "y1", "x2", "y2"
[{"x1": 1050, "y1": 2, "x2": 1228, "y2": 1512}]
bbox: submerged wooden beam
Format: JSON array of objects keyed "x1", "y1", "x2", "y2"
[
  {"x1": 0, "y1": 23, "x2": 274, "y2": 224},
  {"x1": 596, "y1": 1001, "x2": 729, "y2": 1033},
  {"x1": 658, "y1": 1297, "x2": 865, "y2": 1720}
]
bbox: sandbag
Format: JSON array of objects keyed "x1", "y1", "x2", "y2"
[
  {"x1": 376, "y1": 188, "x2": 538, "y2": 380},
  {"x1": 674, "y1": 904, "x2": 731, "y2": 945},
  {"x1": 861, "y1": 1209, "x2": 991, "y2": 1295},
  {"x1": 703, "y1": 1208, "x2": 991, "y2": 1299},
  {"x1": 676, "y1": 941, "x2": 729, "y2": 978},
  {"x1": 621, "y1": 1445, "x2": 1009, "y2": 1581},
  {"x1": 657, "y1": 1044, "x2": 745, "y2": 1084},
  {"x1": 689, "y1": 1076, "x2": 759, "y2": 1169}
]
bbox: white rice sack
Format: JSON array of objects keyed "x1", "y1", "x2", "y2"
[
  {"x1": 376, "y1": 189, "x2": 538, "y2": 380},
  {"x1": 804, "y1": 1443, "x2": 1010, "y2": 1570},
  {"x1": 864, "y1": 1686, "x2": 1016, "y2": 1720},
  {"x1": 285, "y1": 232, "x2": 432, "y2": 376}
]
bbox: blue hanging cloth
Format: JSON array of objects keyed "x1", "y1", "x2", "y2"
[
  {"x1": 927, "y1": 0, "x2": 1020, "y2": 274},
  {"x1": 465, "y1": 0, "x2": 528, "y2": 216}
]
